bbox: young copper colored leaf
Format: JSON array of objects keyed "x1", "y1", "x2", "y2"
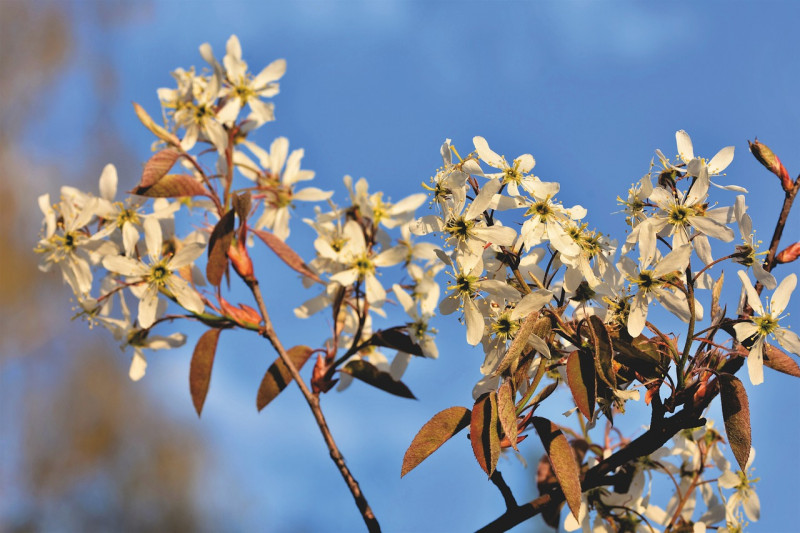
[
  {"x1": 256, "y1": 345, "x2": 314, "y2": 411},
  {"x1": 763, "y1": 343, "x2": 800, "y2": 378},
  {"x1": 566, "y1": 349, "x2": 596, "y2": 420},
  {"x1": 189, "y1": 329, "x2": 222, "y2": 417},
  {"x1": 342, "y1": 360, "x2": 416, "y2": 399},
  {"x1": 251, "y1": 228, "x2": 322, "y2": 284},
  {"x1": 532, "y1": 416, "x2": 582, "y2": 523},
  {"x1": 132, "y1": 174, "x2": 209, "y2": 198},
  {"x1": 207, "y1": 209, "x2": 236, "y2": 286},
  {"x1": 470, "y1": 392, "x2": 501, "y2": 476},
  {"x1": 140, "y1": 148, "x2": 181, "y2": 188},
  {"x1": 719, "y1": 373, "x2": 752, "y2": 471},
  {"x1": 585, "y1": 315, "x2": 616, "y2": 389},
  {"x1": 401, "y1": 406, "x2": 471, "y2": 477},
  {"x1": 497, "y1": 381, "x2": 519, "y2": 451}
]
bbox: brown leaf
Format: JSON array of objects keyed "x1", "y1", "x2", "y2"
[
  {"x1": 610, "y1": 329, "x2": 665, "y2": 380},
  {"x1": 711, "y1": 272, "x2": 724, "y2": 324},
  {"x1": 532, "y1": 416, "x2": 582, "y2": 523},
  {"x1": 719, "y1": 373, "x2": 752, "y2": 471},
  {"x1": 140, "y1": 149, "x2": 181, "y2": 188},
  {"x1": 189, "y1": 329, "x2": 222, "y2": 417},
  {"x1": 368, "y1": 327, "x2": 424, "y2": 356},
  {"x1": 233, "y1": 191, "x2": 252, "y2": 222},
  {"x1": 470, "y1": 393, "x2": 501, "y2": 476},
  {"x1": 342, "y1": 360, "x2": 416, "y2": 399},
  {"x1": 132, "y1": 174, "x2": 208, "y2": 198},
  {"x1": 401, "y1": 406, "x2": 471, "y2": 477},
  {"x1": 256, "y1": 346, "x2": 314, "y2": 411},
  {"x1": 251, "y1": 228, "x2": 322, "y2": 284},
  {"x1": 492, "y1": 312, "x2": 540, "y2": 377},
  {"x1": 585, "y1": 315, "x2": 616, "y2": 389},
  {"x1": 763, "y1": 344, "x2": 800, "y2": 378},
  {"x1": 207, "y1": 209, "x2": 236, "y2": 286},
  {"x1": 566, "y1": 349, "x2": 596, "y2": 420},
  {"x1": 497, "y1": 381, "x2": 519, "y2": 451}
]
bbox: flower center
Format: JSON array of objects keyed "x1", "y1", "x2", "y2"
[
  {"x1": 444, "y1": 216, "x2": 474, "y2": 242},
  {"x1": 754, "y1": 314, "x2": 779, "y2": 336},
  {"x1": 149, "y1": 259, "x2": 171, "y2": 286}
]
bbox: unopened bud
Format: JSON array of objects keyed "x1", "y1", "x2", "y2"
[
  {"x1": 776, "y1": 242, "x2": 800, "y2": 264},
  {"x1": 227, "y1": 238, "x2": 254, "y2": 282},
  {"x1": 219, "y1": 297, "x2": 261, "y2": 328},
  {"x1": 749, "y1": 138, "x2": 793, "y2": 191}
]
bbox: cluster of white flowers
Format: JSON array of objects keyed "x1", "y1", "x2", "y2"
[
  {"x1": 563, "y1": 423, "x2": 759, "y2": 533},
  {"x1": 36, "y1": 35, "x2": 440, "y2": 387}
]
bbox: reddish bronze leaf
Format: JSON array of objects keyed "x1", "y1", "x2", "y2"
[
  {"x1": 256, "y1": 346, "x2": 314, "y2": 411},
  {"x1": 189, "y1": 329, "x2": 222, "y2": 417},
  {"x1": 251, "y1": 228, "x2": 322, "y2": 284},
  {"x1": 566, "y1": 349, "x2": 596, "y2": 420},
  {"x1": 207, "y1": 209, "x2": 236, "y2": 286},
  {"x1": 532, "y1": 416, "x2": 582, "y2": 523},
  {"x1": 342, "y1": 359, "x2": 416, "y2": 399},
  {"x1": 764, "y1": 344, "x2": 800, "y2": 378},
  {"x1": 470, "y1": 392, "x2": 501, "y2": 476},
  {"x1": 719, "y1": 373, "x2": 752, "y2": 471},
  {"x1": 497, "y1": 381, "x2": 519, "y2": 451},
  {"x1": 132, "y1": 174, "x2": 208, "y2": 198},
  {"x1": 140, "y1": 149, "x2": 181, "y2": 188},
  {"x1": 401, "y1": 406, "x2": 471, "y2": 477}
]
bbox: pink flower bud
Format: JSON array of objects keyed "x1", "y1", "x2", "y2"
[
  {"x1": 749, "y1": 138, "x2": 793, "y2": 191},
  {"x1": 776, "y1": 242, "x2": 800, "y2": 264}
]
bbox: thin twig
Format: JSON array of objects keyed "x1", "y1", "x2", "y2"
[{"x1": 248, "y1": 279, "x2": 381, "y2": 532}]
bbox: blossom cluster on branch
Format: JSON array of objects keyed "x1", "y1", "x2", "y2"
[{"x1": 35, "y1": 35, "x2": 800, "y2": 533}]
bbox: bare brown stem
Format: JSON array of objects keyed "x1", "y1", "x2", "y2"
[
  {"x1": 248, "y1": 279, "x2": 380, "y2": 532},
  {"x1": 754, "y1": 174, "x2": 800, "y2": 296}
]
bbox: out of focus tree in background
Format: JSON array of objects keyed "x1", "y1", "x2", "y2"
[{"x1": 0, "y1": 3, "x2": 214, "y2": 530}]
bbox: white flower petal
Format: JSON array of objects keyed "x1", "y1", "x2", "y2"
[
  {"x1": 143, "y1": 217, "x2": 163, "y2": 262},
  {"x1": 770, "y1": 273, "x2": 796, "y2": 316},
  {"x1": 473, "y1": 136, "x2": 504, "y2": 168},
  {"x1": 168, "y1": 276, "x2": 205, "y2": 315},
  {"x1": 737, "y1": 271, "x2": 764, "y2": 315},
  {"x1": 103, "y1": 255, "x2": 148, "y2": 277},
  {"x1": 129, "y1": 350, "x2": 147, "y2": 381},
  {"x1": 464, "y1": 298, "x2": 485, "y2": 346},
  {"x1": 138, "y1": 284, "x2": 160, "y2": 329},
  {"x1": 708, "y1": 146, "x2": 735, "y2": 175},
  {"x1": 747, "y1": 337, "x2": 765, "y2": 385},
  {"x1": 676, "y1": 130, "x2": 694, "y2": 163},
  {"x1": 99, "y1": 163, "x2": 118, "y2": 202},
  {"x1": 774, "y1": 328, "x2": 800, "y2": 355}
]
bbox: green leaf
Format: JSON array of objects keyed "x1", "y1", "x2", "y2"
[
  {"x1": 189, "y1": 329, "x2": 222, "y2": 417},
  {"x1": 497, "y1": 381, "x2": 519, "y2": 451},
  {"x1": 566, "y1": 349, "x2": 596, "y2": 420},
  {"x1": 342, "y1": 359, "x2": 416, "y2": 399},
  {"x1": 532, "y1": 416, "x2": 582, "y2": 523},
  {"x1": 401, "y1": 406, "x2": 471, "y2": 477},
  {"x1": 470, "y1": 392, "x2": 501, "y2": 476},
  {"x1": 207, "y1": 209, "x2": 235, "y2": 286},
  {"x1": 256, "y1": 346, "x2": 314, "y2": 411},
  {"x1": 132, "y1": 174, "x2": 208, "y2": 198},
  {"x1": 368, "y1": 327, "x2": 423, "y2": 356},
  {"x1": 719, "y1": 373, "x2": 752, "y2": 471},
  {"x1": 140, "y1": 149, "x2": 181, "y2": 188},
  {"x1": 251, "y1": 228, "x2": 322, "y2": 284}
]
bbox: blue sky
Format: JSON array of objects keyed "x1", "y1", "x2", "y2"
[{"x1": 19, "y1": 1, "x2": 800, "y2": 531}]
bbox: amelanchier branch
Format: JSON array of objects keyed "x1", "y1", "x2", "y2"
[{"x1": 247, "y1": 279, "x2": 381, "y2": 533}]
